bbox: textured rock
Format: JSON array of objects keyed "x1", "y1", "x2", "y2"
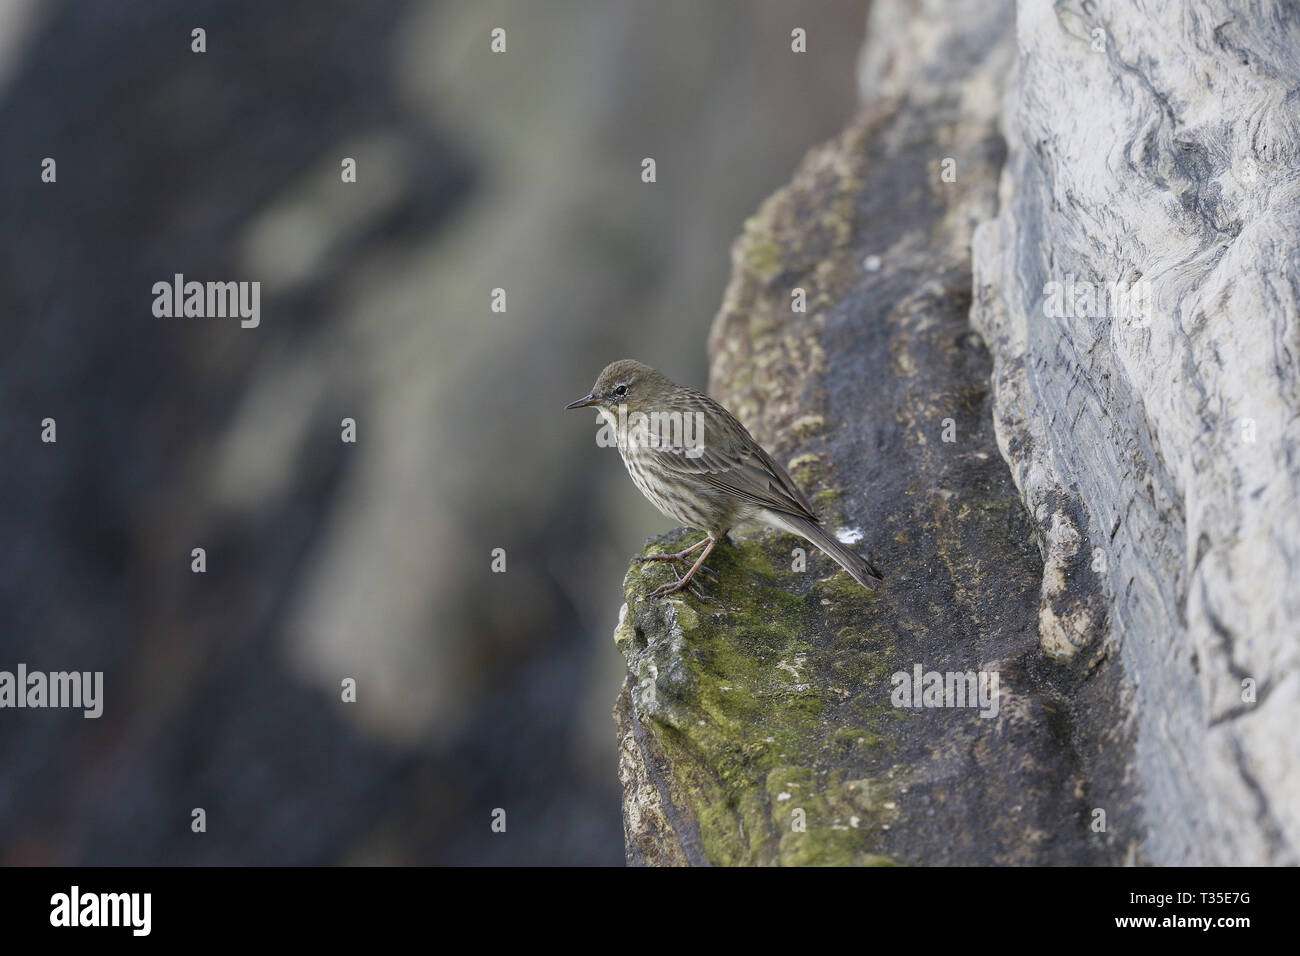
[
  {"x1": 971, "y1": 0, "x2": 1300, "y2": 864},
  {"x1": 616, "y1": 0, "x2": 1299, "y2": 865}
]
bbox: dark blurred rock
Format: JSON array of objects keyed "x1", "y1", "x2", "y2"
[{"x1": 0, "y1": 0, "x2": 867, "y2": 865}]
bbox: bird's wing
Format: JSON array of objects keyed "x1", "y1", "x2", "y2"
[{"x1": 648, "y1": 399, "x2": 819, "y2": 522}]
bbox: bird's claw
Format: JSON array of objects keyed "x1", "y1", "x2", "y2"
[
  {"x1": 648, "y1": 573, "x2": 717, "y2": 603},
  {"x1": 636, "y1": 547, "x2": 714, "y2": 573},
  {"x1": 636, "y1": 550, "x2": 717, "y2": 582},
  {"x1": 637, "y1": 555, "x2": 717, "y2": 580},
  {"x1": 688, "y1": 582, "x2": 718, "y2": 603}
]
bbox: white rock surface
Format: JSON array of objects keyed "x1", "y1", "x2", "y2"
[{"x1": 971, "y1": 1, "x2": 1300, "y2": 864}]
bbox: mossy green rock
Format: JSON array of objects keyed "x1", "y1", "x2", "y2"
[{"x1": 616, "y1": 529, "x2": 900, "y2": 865}]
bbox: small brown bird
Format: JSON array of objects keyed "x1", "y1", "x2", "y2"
[{"x1": 566, "y1": 359, "x2": 882, "y2": 599}]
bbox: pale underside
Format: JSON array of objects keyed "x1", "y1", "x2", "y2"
[{"x1": 596, "y1": 401, "x2": 819, "y2": 539}]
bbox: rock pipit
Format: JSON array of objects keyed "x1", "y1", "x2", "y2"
[{"x1": 567, "y1": 359, "x2": 882, "y2": 599}]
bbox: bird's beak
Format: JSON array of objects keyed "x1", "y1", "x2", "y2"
[{"x1": 565, "y1": 393, "x2": 600, "y2": 410}]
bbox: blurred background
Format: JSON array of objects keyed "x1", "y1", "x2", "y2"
[{"x1": 0, "y1": 0, "x2": 864, "y2": 864}]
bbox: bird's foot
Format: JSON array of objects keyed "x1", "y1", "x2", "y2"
[
  {"x1": 636, "y1": 546, "x2": 717, "y2": 578},
  {"x1": 636, "y1": 539, "x2": 706, "y2": 563}
]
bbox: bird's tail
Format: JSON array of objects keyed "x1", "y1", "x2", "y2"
[{"x1": 774, "y1": 514, "x2": 883, "y2": 590}]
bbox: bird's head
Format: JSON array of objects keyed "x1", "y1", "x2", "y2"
[{"x1": 565, "y1": 359, "x2": 671, "y2": 415}]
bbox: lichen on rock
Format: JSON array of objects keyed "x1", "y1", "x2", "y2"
[{"x1": 616, "y1": 528, "x2": 900, "y2": 866}]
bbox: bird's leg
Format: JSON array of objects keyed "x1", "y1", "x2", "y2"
[
  {"x1": 635, "y1": 536, "x2": 718, "y2": 579},
  {"x1": 636, "y1": 536, "x2": 709, "y2": 565},
  {"x1": 649, "y1": 536, "x2": 720, "y2": 601}
]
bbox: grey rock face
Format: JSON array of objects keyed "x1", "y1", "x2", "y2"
[{"x1": 972, "y1": 0, "x2": 1300, "y2": 864}]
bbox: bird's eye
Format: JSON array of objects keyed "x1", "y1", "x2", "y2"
[{"x1": 614, "y1": 384, "x2": 628, "y2": 397}]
